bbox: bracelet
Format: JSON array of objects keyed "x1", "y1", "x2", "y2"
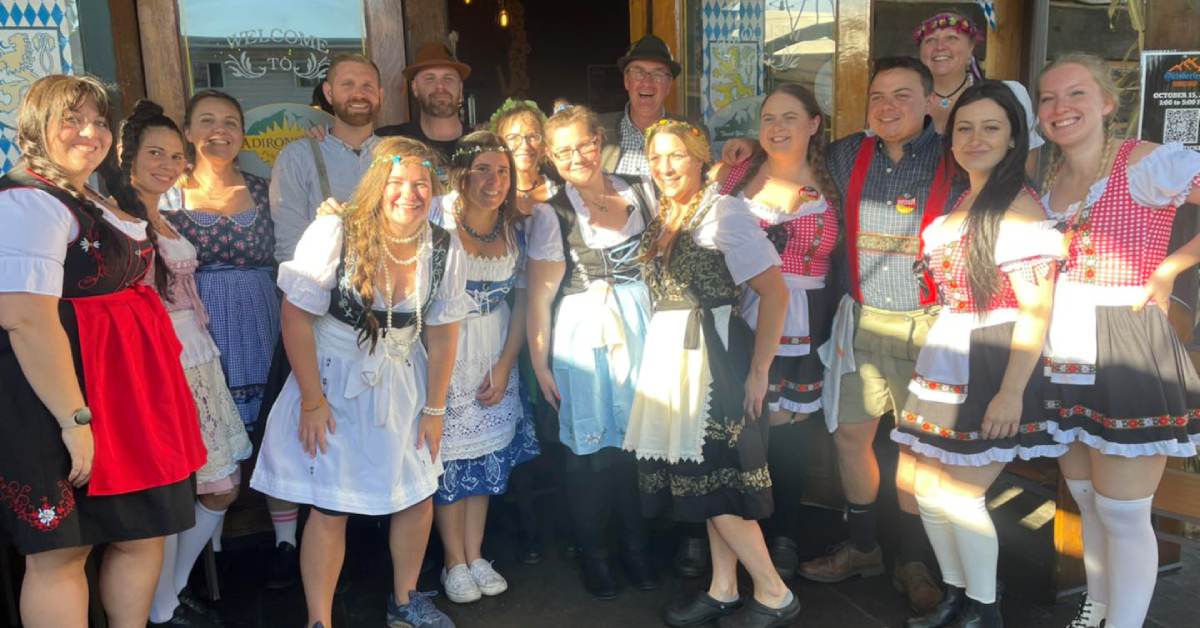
[
  {"x1": 301, "y1": 397, "x2": 326, "y2": 412},
  {"x1": 421, "y1": 406, "x2": 446, "y2": 417}
]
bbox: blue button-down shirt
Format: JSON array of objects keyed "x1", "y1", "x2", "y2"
[
  {"x1": 828, "y1": 122, "x2": 944, "y2": 311},
  {"x1": 269, "y1": 130, "x2": 380, "y2": 263}
]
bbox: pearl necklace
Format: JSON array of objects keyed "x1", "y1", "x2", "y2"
[{"x1": 380, "y1": 228, "x2": 429, "y2": 358}]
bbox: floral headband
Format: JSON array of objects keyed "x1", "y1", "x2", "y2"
[
  {"x1": 450, "y1": 143, "x2": 510, "y2": 168},
  {"x1": 913, "y1": 12, "x2": 983, "y2": 45},
  {"x1": 373, "y1": 154, "x2": 434, "y2": 169},
  {"x1": 644, "y1": 118, "x2": 704, "y2": 141},
  {"x1": 489, "y1": 98, "x2": 546, "y2": 130}
]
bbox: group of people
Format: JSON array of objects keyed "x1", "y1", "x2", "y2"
[{"x1": 1, "y1": 9, "x2": 1199, "y2": 628}]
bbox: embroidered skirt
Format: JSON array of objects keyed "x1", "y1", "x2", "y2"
[
  {"x1": 1045, "y1": 305, "x2": 1200, "y2": 457},
  {"x1": 436, "y1": 416, "x2": 540, "y2": 505},
  {"x1": 629, "y1": 305, "x2": 773, "y2": 522},
  {"x1": 0, "y1": 290, "x2": 198, "y2": 554},
  {"x1": 892, "y1": 321, "x2": 1066, "y2": 466},
  {"x1": 764, "y1": 284, "x2": 834, "y2": 414}
]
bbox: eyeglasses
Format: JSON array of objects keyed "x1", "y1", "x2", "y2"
[
  {"x1": 503, "y1": 132, "x2": 543, "y2": 146},
  {"x1": 626, "y1": 67, "x2": 672, "y2": 84},
  {"x1": 549, "y1": 137, "x2": 599, "y2": 162}
]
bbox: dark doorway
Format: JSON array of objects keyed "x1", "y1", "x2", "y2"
[{"x1": 448, "y1": 0, "x2": 630, "y2": 126}]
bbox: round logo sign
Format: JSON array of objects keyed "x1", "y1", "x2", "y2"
[{"x1": 239, "y1": 103, "x2": 335, "y2": 179}]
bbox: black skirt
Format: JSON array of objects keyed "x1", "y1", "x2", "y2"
[
  {"x1": 766, "y1": 284, "x2": 834, "y2": 414},
  {"x1": 1044, "y1": 305, "x2": 1200, "y2": 457},
  {"x1": 893, "y1": 321, "x2": 1065, "y2": 466},
  {"x1": 638, "y1": 312, "x2": 773, "y2": 522},
  {"x1": 0, "y1": 331, "x2": 195, "y2": 555}
]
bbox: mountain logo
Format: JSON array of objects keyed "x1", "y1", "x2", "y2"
[{"x1": 1164, "y1": 57, "x2": 1200, "y2": 85}]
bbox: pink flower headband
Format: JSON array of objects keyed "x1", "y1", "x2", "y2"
[{"x1": 913, "y1": 12, "x2": 984, "y2": 45}]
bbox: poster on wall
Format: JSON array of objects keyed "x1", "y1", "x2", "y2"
[
  {"x1": 0, "y1": 0, "x2": 80, "y2": 174},
  {"x1": 702, "y1": 0, "x2": 765, "y2": 145},
  {"x1": 239, "y1": 103, "x2": 333, "y2": 179},
  {"x1": 1139, "y1": 50, "x2": 1200, "y2": 151}
]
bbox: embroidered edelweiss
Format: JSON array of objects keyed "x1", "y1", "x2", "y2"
[
  {"x1": 37, "y1": 506, "x2": 57, "y2": 526},
  {"x1": 78, "y1": 237, "x2": 101, "y2": 253}
]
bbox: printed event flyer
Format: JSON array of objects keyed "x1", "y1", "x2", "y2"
[{"x1": 1139, "y1": 50, "x2": 1200, "y2": 151}]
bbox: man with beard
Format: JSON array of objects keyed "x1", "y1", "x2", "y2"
[
  {"x1": 272, "y1": 53, "x2": 384, "y2": 261},
  {"x1": 260, "y1": 54, "x2": 383, "y2": 589},
  {"x1": 376, "y1": 42, "x2": 469, "y2": 160}
]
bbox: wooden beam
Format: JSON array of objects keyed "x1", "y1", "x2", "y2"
[
  {"x1": 402, "y1": 0, "x2": 448, "y2": 58},
  {"x1": 629, "y1": 0, "x2": 650, "y2": 42},
  {"x1": 981, "y1": 0, "x2": 1029, "y2": 81},
  {"x1": 366, "y1": 0, "x2": 409, "y2": 126},
  {"x1": 651, "y1": 0, "x2": 683, "y2": 115},
  {"x1": 135, "y1": 0, "x2": 186, "y2": 124},
  {"x1": 1146, "y1": 0, "x2": 1200, "y2": 49},
  {"x1": 107, "y1": 0, "x2": 145, "y2": 118},
  {"x1": 834, "y1": 0, "x2": 872, "y2": 139}
]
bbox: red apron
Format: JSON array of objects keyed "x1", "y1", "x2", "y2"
[{"x1": 66, "y1": 284, "x2": 207, "y2": 496}]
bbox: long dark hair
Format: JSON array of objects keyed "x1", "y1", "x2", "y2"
[
  {"x1": 99, "y1": 99, "x2": 182, "y2": 299},
  {"x1": 449, "y1": 130, "x2": 520, "y2": 249},
  {"x1": 732, "y1": 83, "x2": 841, "y2": 212},
  {"x1": 944, "y1": 81, "x2": 1029, "y2": 310}
]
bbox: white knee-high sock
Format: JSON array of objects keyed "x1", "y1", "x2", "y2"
[
  {"x1": 149, "y1": 533, "x2": 180, "y2": 623},
  {"x1": 916, "y1": 490, "x2": 965, "y2": 587},
  {"x1": 211, "y1": 514, "x2": 225, "y2": 553},
  {"x1": 1094, "y1": 493, "x2": 1157, "y2": 628},
  {"x1": 172, "y1": 501, "x2": 227, "y2": 595},
  {"x1": 1065, "y1": 479, "x2": 1109, "y2": 609},
  {"x1": 942, "y1": 492, "x2": 998, "y2": 604}
]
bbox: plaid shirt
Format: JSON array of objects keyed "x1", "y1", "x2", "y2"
[
  {"x1": 828, "y1": 122, "x2": 944, "y2": 311},
  {"x1": 614, "y1": 105, "x2": 652, "y2": 177}
]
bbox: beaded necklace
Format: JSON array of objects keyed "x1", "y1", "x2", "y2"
[{"x1": 379, "y1": 225, "x2": 430, "y2": 358}]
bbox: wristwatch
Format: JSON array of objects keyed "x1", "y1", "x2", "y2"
[{"x1": 63, "y1": 406, "x2": 92, "y2": 429}]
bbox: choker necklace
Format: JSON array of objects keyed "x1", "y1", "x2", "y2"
[
  {"x1": 935, "y1": 74, "x2": 971, "y2": 108},
  {"x1": 455, "y1": 198, "x2": 504, "y2": 243},
  {"x1": 516, "y1": 176, "x2": 543, "y2": 198}
]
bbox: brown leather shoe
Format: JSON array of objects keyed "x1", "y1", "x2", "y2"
[
  {"x1": 795, "y1": 542, "x2": 885, "y2": 583},
  {"x1": 892, "y1": 561, "x2": 943, "y2": 615}
]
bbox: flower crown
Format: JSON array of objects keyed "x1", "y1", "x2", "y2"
[
  {"x1": 913, "y1": 12, "x2": 983, "y2": 45},
  {"x1": 644, "y1": 118, "x2": 703, "y2": 141},
  {"x1": 450, "y1": 143, "x2": 510, "y2": 167},
  {"x1": 488, "y1": 98, "x2": 546, "y2": 130},
  {"x1": 373, "y1": 154, "x2": 434, "y2": 169}
]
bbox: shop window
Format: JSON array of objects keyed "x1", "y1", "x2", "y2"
[
  {"x1": 178, "y1": 0, "x2": 367, "y2": 178},
  {"x1": 194, "y1": 61, "x2": 225, "y2": 89}
]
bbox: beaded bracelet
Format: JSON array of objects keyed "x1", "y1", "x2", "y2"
[{"x1": 421, "y1": 406, "x2": 447, "y2": 417}]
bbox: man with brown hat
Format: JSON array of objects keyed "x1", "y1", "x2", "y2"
[
  {"x1": 599, "y1": 34, "x2": 692, "y2": 176},
  {"x1": 377, "y1": 41, "x2": 471, "y2": 159}
]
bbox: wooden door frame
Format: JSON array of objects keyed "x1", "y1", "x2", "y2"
[{"x1": 126, "y1": 0, "x2": 409, "y2": 125}]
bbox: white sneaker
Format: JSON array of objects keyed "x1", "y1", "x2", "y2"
[
  {"x1": 440, "y1": 563, "x2": 481, "y2": 604},
  {"x1": 468, "y1": 559, "x2": 508, "y2": 596}
]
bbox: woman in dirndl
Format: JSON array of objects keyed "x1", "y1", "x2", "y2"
[
  {"x1": 0, "y1": 75, "x2": 205, "y2": 628},
  {"x1": 624, "y1": 119, "x2": 799, "y2": 628},
  {"x1": 1036, "y1": 54, "x2": 1200, "y2": 628},
  {"x1": 715, "y1": 83, "x2": 840, "y2": 576},
  {"x1": 250, "y1": 137, "x2": 469, "y2": 628},
  {"x1": 890, "y1": 82, "x2": 1064, "y2": 628},
  {"x1": 103, "y1": 99, "x2": 253, "y2": 626},
  {"x1": 432, "y1": 131, "x2": 538, "y2": 604},
  {"x1": 525, "y1": 105, "x2": 657, "y2": 599}
]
